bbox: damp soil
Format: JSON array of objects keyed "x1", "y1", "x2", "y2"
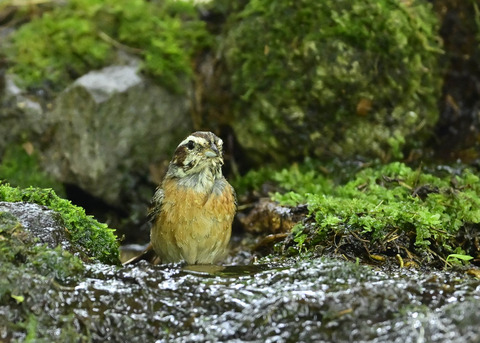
[{"x1": 5, "y1": 256, "x2": 480, "y2": 342}]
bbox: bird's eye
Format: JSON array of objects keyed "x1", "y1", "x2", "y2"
[{"x1": 186, "y1": 140, "x2": 195, "y2": 150}]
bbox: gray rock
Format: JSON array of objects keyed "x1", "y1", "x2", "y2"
[
  {"x1": 0, "y1": 75, "x2": 46, "y2": 153},
  {"x1": 42, "y1": 64, "x2": 193, "y2": 206},
  {"x1": 0, "y1": 201, "x2": 74, "y2": 252}
]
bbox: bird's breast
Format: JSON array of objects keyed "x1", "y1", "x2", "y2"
[{"x1": 151, "y1": 176, "x2": 235, "y2": 264}]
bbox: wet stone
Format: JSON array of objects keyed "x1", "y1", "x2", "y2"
[
  {"x1": 0, "y1": 201, "x2": 73, "y2": 252},
  {"x1": 6, "y1": 257, "x2": 480, "y2": 342}
]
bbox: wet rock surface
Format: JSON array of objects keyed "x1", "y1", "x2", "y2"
[
  {"x1": 0, "y1": 201, "x2": 75, "y2": 253},
  {"x1": 4, "y1": 257, "x2": 480, "y2": 342}
]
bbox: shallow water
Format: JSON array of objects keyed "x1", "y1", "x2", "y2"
[{"x1": 53, "y1": 258, "x2": 480, "y2": 342}]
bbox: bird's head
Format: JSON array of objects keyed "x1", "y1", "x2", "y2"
[{"x1": 168, "y1": 131, "x2": 224, "y2": 179}]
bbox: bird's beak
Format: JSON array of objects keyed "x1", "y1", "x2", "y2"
[{"x1": 205, "y1": 143, "x2": 220, "y2": 158}]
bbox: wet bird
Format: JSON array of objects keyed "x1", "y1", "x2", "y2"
[{"x1": 125, "y1": 131, "x2": 236, "y2": 265}]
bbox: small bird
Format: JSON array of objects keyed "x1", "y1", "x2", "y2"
[{"x1": 126, "y1": 131, "x2": 236, "y2": 265}]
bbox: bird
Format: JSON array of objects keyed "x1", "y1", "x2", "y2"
[{"x1": 124, "y1": 131, "x2": 236, "y2": 265}]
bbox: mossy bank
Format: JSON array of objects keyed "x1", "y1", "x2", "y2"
[
  {"x1": 0, "y1": 187, "x2": 119, "y2": 341},
  {"x1": 0, "y1": 184, "x2": 119, "y2": 264},
  {"x1": 0, "y1": 184, "x2": 118, "y2": 341},
  {"x1": 236, "y1": 161, "x2": 480, "y2": 268}
]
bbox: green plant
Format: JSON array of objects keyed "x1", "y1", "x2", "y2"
[{"x1": 445, "y1": 253, "x2": 474, "y2": 269}]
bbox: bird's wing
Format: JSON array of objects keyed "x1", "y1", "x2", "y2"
[
  {"x1": 148, "y1": 187, "x2": 164, "y2": 222},
  {"x1": 230, "y1": 183, "x2": 238, "y2": 211}
]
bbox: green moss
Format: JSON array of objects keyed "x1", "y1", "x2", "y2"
[
  {"x1": 0, "y1": 210, "x2": 84, "y2": 295},
  {"x1": 241, "y1": 161, "x2": 480, "y2": 266},
  {"x1": 232, "y1": 158, "x2": 352, "y2": 198},
  {"x1": 24, "y1": 315, "x2": 38, "y2": 343},
  {"x1": 0, "y1": 184, "x2": 119, "y2": 264},
  {"x1": 0, "y1": 211, "x2": 88, "y2": 341},
  {"x1": 7, "y1": 0, "x2": 210, "y2": 92},
  {"x1": 0, "y1": 144, "x2": 65, "y2": 197},
  {"x1": 222, "y1": 0, "x2": 443, "y2": 163}
]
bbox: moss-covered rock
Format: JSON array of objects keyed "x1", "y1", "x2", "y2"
[
  {"x1": 0, "y1": 184, "x2": 119, "y2": 264},
  {"x1": 0, "y1": 210, "x2": 85, "y2": 282},
  {"x1": 220, "y1": 0, "x2": 443, "y2": 164},
  {"x1": 236, "y1": 161, "x2": 480, "y2": 268},
  {"x1": 6, "y1": 0, "x2": 210, "y2": 92},
  {"x1": 0, "y1": 207, "x2": 88, "y2": 342}
]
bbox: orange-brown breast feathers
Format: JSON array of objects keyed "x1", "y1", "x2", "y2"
[{"x1": 150, "y1": 177, "x2": 235, "y2": 264}]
